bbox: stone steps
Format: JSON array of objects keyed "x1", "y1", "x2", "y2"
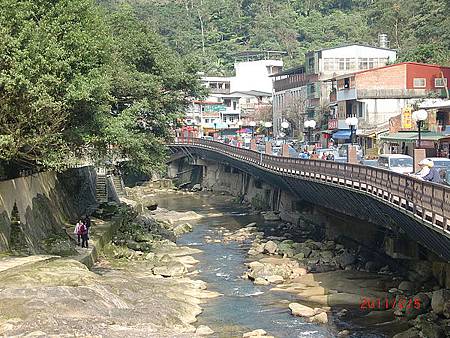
[{"x1": 96, "y1": 174, "x2": 107, "y2": 203}]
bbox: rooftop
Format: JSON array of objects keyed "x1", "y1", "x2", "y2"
[
  {"x1": 269, "y1": 65, "x2": 305, "y2": 78},
  {"x1": 233, "y1": 50, "x2": 287, "y2": 62},
  {"x1": 307, "y1": 43, "x2": 396, "y2": 54},
  {"x1": 332, "y1": 62, "x2": 450, "y2": 80}
]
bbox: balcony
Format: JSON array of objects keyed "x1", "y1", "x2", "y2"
[
  {"x1": 337, "y1": 88, "x2": 357, "y2": 101},
  {"x1": 210, "y1": 87, "x2": 231, "y2": 95},
  {"x1": 356, "y1": 88, "x2": 442, "y2": 99},
  {"x1": 273, "y1": 73, "x2": 317, "y2": 92}
]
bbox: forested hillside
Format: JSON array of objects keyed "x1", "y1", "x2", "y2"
[{"x1": 99, "y1": 0, "x2": 450, "y2": 75}]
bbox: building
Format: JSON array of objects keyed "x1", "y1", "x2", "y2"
[
  {"x1": 187, "y1": 51, "x2": 284, "y2": 136},
  {"x1": 272, "y1": 43, "x2": 397, "y2": 141},
  {"x1": 331, "y1": 62, "x2": 450, "y2": 154},
  {"x1": 380, "y1": 99, "x2": 450, "y2": 157}
]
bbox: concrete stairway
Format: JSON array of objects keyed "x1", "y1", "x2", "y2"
[
  {"x1": 112, "y1": 175, "x2": 126, "y2": 197},
  {"x1": 96, "y1": 170, "x2": 108, "y2": 203}
]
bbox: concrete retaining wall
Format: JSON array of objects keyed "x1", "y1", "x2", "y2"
[{"x1": 0, "y1": 167, "x2": 97, "y2": 253}]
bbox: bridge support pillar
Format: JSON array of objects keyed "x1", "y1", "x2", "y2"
[
  {"x1": 265, "y1": 142, "x2": 272, "y2": 155},
  {"x1": 281, "y1": 144, "x2": 290, "y2": 157},
  {"x1": 347, "y1": 145, "x2": 358, "y2": 164},
  {"x1": 414, "y1": 148, "x2": 426, "y2": 172},
  {"x1": 167, "y1": 162, "x2": 179, "y2": 178}
]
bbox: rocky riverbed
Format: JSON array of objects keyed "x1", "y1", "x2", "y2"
[
  {"x1": 0, "y1": 184, "x2": 220, "y2": 337},
  {"x1": 206, "y1": 209, "x2": 450, "y2": 338},
  {"x1": 1, "y1": 180, "x2": 449, "y2": 338}
]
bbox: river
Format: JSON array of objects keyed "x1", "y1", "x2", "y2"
[{"x1": 157, "y1": 192, "x2": 390, "y2": 338}]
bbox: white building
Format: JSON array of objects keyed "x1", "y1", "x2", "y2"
[{"x1": 188, "y1": 51, "x2": 284, "y2": 134}]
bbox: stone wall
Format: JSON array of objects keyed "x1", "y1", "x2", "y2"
[{"x1": 0, "y1": 167, "x2": 97, "y2": 253}]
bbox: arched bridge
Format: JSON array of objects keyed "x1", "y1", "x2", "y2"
[{"x1": 168, "y1": 138, "x2": 450, "y2": 261}]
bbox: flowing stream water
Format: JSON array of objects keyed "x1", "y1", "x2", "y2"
[{"x1": 157, "y1": 192, "x2": 386, "y2": 338}]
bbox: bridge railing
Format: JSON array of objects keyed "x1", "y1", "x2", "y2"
[{"x1": 171, "y1": 138, "x2": 450, "y2": 234}]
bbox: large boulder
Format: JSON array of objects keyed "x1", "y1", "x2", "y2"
[
  {"x1": 406, "y1": 292, "x2": 430, "y2": 319},
  {"x1": 398, "y1": 281, "x2": 415, "y2": 295},
  {"x1": 431, "y1": 289, "x2": 450, "y2": 318},
  {"x1": 264, "y1": 241, "x2": 278, "y2": 254},
  {"x1": 263, "y1": 212, "x2": 281, "y2": 221},
  {"x1": 308, "y1": 312, "x2": 328, "y2": 324},
  {"x1": 295, "y1": 246, "x2": 312, "y2": 258},
  {"x1": 277, "y1": 243, "x2": 295, "y2": 258},
  {"x1": 173, "y1": 223, "x2": 193, "y2": 236},
  {"x1": 152, "y1": 261, "x2": 187, "y2": 277},
  {"x1": 420, "y1": 321, "x2": 446, "y2": 338},
  {"x1": 289, "y1": 303, "x2": 315, "y2": 317},
  {"x1": 336, "y1": 250, "x2": 356, "y2": 268},
  {"x1": 195, "y1": 325, "x2": 214, "y2": 335}
]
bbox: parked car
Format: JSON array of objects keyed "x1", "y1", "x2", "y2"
[
  {"x1": 426, "y1": 157, "x2": 450, "y2": 185},
  {"x1": 360, "y1": 159, "x2": 379, "y2": 167},
  {"x1": 377, "y1": 154, "x2": 414, "y2": 174}
]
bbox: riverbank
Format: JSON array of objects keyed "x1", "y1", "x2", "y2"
[
  {"x1": 156, "y1": 188, "x2": 450, "y2": 338},
  {"x1": 0, "y1": 184, "x2": 220, "y2": 337}
]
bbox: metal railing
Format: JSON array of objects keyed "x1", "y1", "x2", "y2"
[{"x1": 169, "y1": 138, "x2": 450, "y2": 236}]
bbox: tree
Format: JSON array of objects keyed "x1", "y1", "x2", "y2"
[
  {"x1": 96, "y1": 4, "x2": 206, "y2": 174},
  {"x1": 0, "y1": 0, "x2": 111, "y2": 169}
]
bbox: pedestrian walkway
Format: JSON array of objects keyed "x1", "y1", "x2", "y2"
[{"x1": 0, "y1": 216, "x2": 122, "y2": 275}]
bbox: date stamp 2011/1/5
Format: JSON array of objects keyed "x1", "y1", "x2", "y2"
[{"x1": 360, "y1": 297, "x2": 421, "y2": 311}]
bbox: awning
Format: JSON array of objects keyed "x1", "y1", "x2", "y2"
[
  {"x1": 379, "y1": 131, "x2": 445, "y2": 142},
  {"x1": 332, "y1": 129, "x2": 352, "y2": 140},
  {"x1": 202, "y1": 122, "x2": 228, "y2": 129},
  {"x1": 321, "y1": 129, "x2": 334, "y2": 134}
]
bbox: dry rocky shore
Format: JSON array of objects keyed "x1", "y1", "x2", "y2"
[
  {"x1": 0, "y1": 183, "x2": 220, "y2": 337},
  {"x1": 206, "y1": 209, "x2": 450, "y2": 338}
]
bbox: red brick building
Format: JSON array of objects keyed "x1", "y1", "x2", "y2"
[{"x1": 329, "y1": 62, "x2": 450, "y2": 152}]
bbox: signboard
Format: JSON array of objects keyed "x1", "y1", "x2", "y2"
[
  {"x1": 401, "y1": 106, "x2": 413, "y2": 130},
  {"x1": 204, "y1": 104, "x2": 226, "y2": 112},
  {"x1": 328, "y1": 119, "x2": 338, "y2": 129}
]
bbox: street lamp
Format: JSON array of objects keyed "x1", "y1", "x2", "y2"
[
  {"x1": 249, "y1": 121, "x2": 256, "y2": 138},
  {"x1": 412, "y1": 109, "x2": 428, "y2": 148},
  {"x1": 345, "y1": 116, "x2": 358, "y2": 145},
  {"x1": 264, "y1": 121, "x2": 272, "y2": 140},
  {"x1": 281, "y1": 121, "x2": 290, "y2": 144},
  {"x1": 304, "y1": 120, "x2": 316, "y2": 144}
]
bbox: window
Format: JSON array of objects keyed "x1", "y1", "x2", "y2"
[
  {"x1": 368, "y1": 58, "x2": 378, "y2": 69},
  {"x1": 233, "y1": 101, "x2": 237, "y2": 110},
  {"x1": 338, "y1": 58, "x2": 345, "y2": 70},
  {"x1": 205, "y1": 118, "x2": 209, "y2": 123},
  {"x1": 346, "y1": 58, "x2": 356, "y2": 70},
  {"x1": 324, "y1": 58, "x2": 334, "y2": 71},
  {"x1": 358, "y1": 58, "x2": 368, "y2": 70},
  {"x1": 344, "y1": 78, "x2": 350, "y2": 89},
  {"x1": 246, "y1": 98, "x2": 251, "y2": 103},
  {"x1": 413, "y1": 78, "x2": 426, "y2": 88},
  {"x1": 229, "y1": 116, "x2": 234, "y2": 123},
  {"x1": 224, "y1": 99, "x2": 231, "y2": 107},
  {"x1": 435, "y1": 78, "x2": 448, "y2": 88},
  {"x1": 210, "y1": 82, "x2": 217, "y2": 89}
]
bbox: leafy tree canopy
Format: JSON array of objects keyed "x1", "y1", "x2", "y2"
[{"x1": 0, "y1": 0, "x2": 204, "y2": 174}]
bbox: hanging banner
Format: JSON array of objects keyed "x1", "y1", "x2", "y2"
[{"x1": 401, "y1": 106, "x2": 413, "y2": 130}]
